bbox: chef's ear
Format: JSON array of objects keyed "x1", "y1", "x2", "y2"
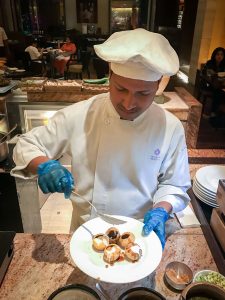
[
  {"x1": 109, "y1": 63, "x2": 113, "y2": 79},
  {"x1": 158, "y1": 76, "x2": 163, "y2": 86}
]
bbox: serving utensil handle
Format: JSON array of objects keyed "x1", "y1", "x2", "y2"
[
  {"x1": 71, "y1": 190, "x2": 98, "y2": 215},
  {"x1": 95, "y1": 283, "x2": 111, "y2": 300}
]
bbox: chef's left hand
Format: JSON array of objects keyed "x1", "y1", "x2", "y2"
[{"x1": 142, "y1": 207, "x2": 169, "y2": 249}]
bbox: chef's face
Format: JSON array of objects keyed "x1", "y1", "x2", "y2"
[{"x1": 110, "y1": 72, "x2": 159, "y2": 120}]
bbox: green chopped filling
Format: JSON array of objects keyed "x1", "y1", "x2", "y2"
[{"x1": 195, "y1": 272, "x2": 225, "y2": 289}]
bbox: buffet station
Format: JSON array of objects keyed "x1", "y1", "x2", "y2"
[{"x1": 1, "y1": 75, "x2": 225, "y2": 299}]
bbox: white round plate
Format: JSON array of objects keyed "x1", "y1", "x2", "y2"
[
  {"x1": 193, "y1": 187, "x2": 219, "y2": 208},
  {"x1": 193, "y1": 177, "x2": 216, "y2": 197},
  {"x1": 193, "y1": 190, "x2": 217, "y2": 207},
  {"x1": 15, "y1": 69, "x2": 25, "y2": 72},
  {"x1": 195, "y1": 195, "x2": 218, "y2": 208},
  {"x1": 193, "y1": 182, "x2": 216, "y2": 201},
  {"x1": 193, "y1": 186, "x2": 216, "y2": 204},
  {"x1": 7, "y1": 67, "x2": 18, "y2": 71},
  {"x1": 195, "y1": 165, "x2": 225, "y2": 193},
  {"x1": 70, "y1": 216, "x2": 162, "y2": 284}
]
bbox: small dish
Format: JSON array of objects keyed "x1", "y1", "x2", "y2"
[
  {"x1": 118, "y1": 287, "x2": 166, "y2": 300},
  {"x1": 217, "y1": 72, "x2": 225, "y2": 78},
  {"x1": 193, "y1": 269, "x2": 225, "y2": 290},
  {"x1": 165, "y1": 261, "x2": 193, "y2": 290},
  {"x1": 7, "y1": 67, "x2": 18, "y2": 71},
  {"x1": 48, "y1": 284, "x2": 101, "y2": 300},
  {"x1": 181, "y1": 282, "x2": 225, "y2": 299}
]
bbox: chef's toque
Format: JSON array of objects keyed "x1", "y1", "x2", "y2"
[{"x1": 94, "y1": 28, "x2": 179, "y2": 81}]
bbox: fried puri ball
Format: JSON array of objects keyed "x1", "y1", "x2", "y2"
[
  {"x1": 118, "y1": 232, "x2": 135, "y2": 248},
  {"x1": 92, "y1": 234, "x2": 109, "y2": 251},
  {"x1": 103, "y1": 244, "x2": 121, "y2": 263},
  {"x1": 125, "y1": 243, "x2": 142, "y2": 262},
  {"x1": 105, "y1": 227, "x2": 120, "y2": 244}
]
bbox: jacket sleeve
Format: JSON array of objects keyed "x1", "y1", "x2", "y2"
[
  {"x1": 153, "y1": 122, "x2": 191, "y2": 213},
  {"x1": 11, "y1": 108, "x2": 73, "y2": 179}
]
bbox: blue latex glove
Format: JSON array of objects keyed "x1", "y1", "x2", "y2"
[
  {"x1": 142, "y1": 207, "x2": 169, "y2": 249},
  {"x1": 37, "y1": 160, "x2": 74, "y2": 199}
]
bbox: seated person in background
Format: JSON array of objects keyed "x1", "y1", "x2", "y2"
[
  {"x1": 201, "y1": 47, "x2": 225, "y2": 117},
  {"x1": 0, "y1": 26, "x2": 10, "y2": 57},
  {"x1": 202, "y1": 47, "x2": 225, "y2": 75},
  {"x1": 53, "y1": 36, "x2": 76, "y2": 76},
  {"x1": 25, "y1": 39, "x2": 43, "y2": 61}
]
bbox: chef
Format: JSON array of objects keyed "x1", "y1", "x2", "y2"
[{"x1": 11, "y1": 28, "x2": 191, "y2": 249}]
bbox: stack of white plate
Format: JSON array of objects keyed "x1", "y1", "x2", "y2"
[{"x1": 193, "y1": 165, "x2": 225, "y2": 208}]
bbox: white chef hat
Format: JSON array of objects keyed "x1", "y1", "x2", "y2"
[{"x1": 94, "y1": 28, "x2": 179, "y2": 81}]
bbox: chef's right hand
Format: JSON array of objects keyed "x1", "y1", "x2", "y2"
[{"x1": 37, "y1": 160, "x2": 74, "y2": 198}]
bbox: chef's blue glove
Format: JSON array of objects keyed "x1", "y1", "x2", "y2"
[
  {"x1": 37, "y1": 160, "x2": 74, "y2": 199},
  {"x1": 142, "y1": 207, "x2": 169, "y2": 250}
]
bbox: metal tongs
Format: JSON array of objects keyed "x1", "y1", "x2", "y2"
[{"x1": 71, "y1": 190, "x2": 126, "y2": 225}]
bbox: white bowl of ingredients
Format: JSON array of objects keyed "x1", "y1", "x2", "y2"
[{"x1": 193, "y1": 269, "x2": 225, "y2": 290}]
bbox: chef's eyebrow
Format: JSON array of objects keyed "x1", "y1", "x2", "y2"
[
  {"x1": 114, "y1": 81, "x2": 152, "y2": 93},
  {"x1": 114, "y1": 82, "x2": 127, "y2": 90}
]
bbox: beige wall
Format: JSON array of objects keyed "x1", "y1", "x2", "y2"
[
  {"x1": 97, "y1": 0, "x2": 109, "y2": 34},
  {"x1": 65, "y1": 0, "x2": 77, "y2": 30},
  {"x1": 65, "y1": 0, "x2": 109, "y2": 34},
  {"x1": 189, "y1": 0, "x2": 225, "y2": 84},
  {"x1": 208, "y1": 0, "x2": 225, "y2": 55}
]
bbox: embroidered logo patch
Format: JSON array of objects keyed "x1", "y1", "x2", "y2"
[
  {"x1": 150, "y1": 148, "x2": 161, "y2": 160},
  {"x1": 154, "y1": 148, "x2": 160, "y2": 156}
]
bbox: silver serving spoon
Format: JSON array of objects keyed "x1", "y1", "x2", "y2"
[
  {"x1": 0, "y1": 124, "x2": 17, "y2": 143},
  {"x1": 71, "y1": 190, "x2": 126, "y2": 225},
  {"x1": 95, "y1": 283, "x2": 111, "y2": 300}
]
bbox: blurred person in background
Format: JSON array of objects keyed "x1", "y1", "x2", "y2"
[
  {"x1": 25, "y1": 39, "x2": 43, "y2": 60},
  {"x1": 53, "y1": 36, "x2": 76, "y2": 76},
  {"x1": 0, "y1": 26, "x2": 10, "y2": 57},
  {"x1": 202, "y1": 47, "x2": 225, "y2": 75},
  {"x1": 201, "y1": 47, "x2": 225, "y2": 117}
]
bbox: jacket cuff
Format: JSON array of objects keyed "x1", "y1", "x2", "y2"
[{"x1": 153, "y1": 194, "x2": 190, "y2": 214}]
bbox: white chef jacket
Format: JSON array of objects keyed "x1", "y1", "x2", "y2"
[
  {"x1": 0, "y1": 27, "x2": 7, "y2": 47},
  {"x1": 12, "y1": 93, "x2": 191, "y2": 228}
]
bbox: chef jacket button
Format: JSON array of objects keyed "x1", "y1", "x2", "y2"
[{"x1": 104, "y1": 119, "x2": 110, "y2": 125}]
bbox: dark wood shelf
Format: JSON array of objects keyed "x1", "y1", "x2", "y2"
[{"x1": 189, "y1": 189, "x2": 225, "y2": 275}]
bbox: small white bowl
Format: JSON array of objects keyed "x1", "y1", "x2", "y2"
[{"x1": 193, "y1": 269, "x2": 225, "y2": 289}]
